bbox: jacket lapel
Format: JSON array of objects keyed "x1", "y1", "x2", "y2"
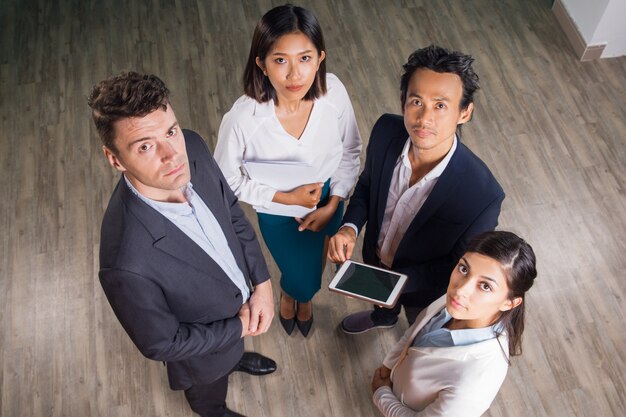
[
  {"x1": 396, "y1": 144, "x2": 467, "y2": 250},
  {"x1": 376, "y1": 136, "x2": 407, "y2": 230},
  {"x1": 188, "y1": 158, "x2": 248, "y2": 275},
  {"x1": 395, "y1": 295, "x2": 447, "y2": 366},
  {"x1": 119, "y1": 169, "x2": 234, "y2": 284}
]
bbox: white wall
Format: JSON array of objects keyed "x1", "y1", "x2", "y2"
[
  {"x1": 593, "y1": 0, "x2": 626, "y2": 57},
  {"x1": 562, "y1": 0, "x2": 610, "y2": 41},
  {"x1": 561, "y1": 0, "x2": 626, "y2": 58}
]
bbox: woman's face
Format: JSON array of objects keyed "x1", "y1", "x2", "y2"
[
  {"x1": 446, "y1": 252, "x2": 521, "y2": 329},
  {"x1": 256, "y1": 31, "x2": 325, "y2": 104}
]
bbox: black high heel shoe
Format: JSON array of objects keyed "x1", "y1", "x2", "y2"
[
  {"x1": 296, "y1": 314, "x2": 313, "y2": 337},
  {"x1": 296, "y1": 302, "x2": 313, "y2": 337},
  {"x1": 279, "y1": 294, "x2": 296, "y2": 335}
]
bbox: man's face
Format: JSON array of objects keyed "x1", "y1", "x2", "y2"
[
  {"x1": 403, "y1": 68, "x2": 473, "y2": 157},
  {"x1": 104, "y1": 104, "x2": 191, "y2": 202}
]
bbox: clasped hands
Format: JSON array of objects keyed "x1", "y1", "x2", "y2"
[{"x1": 238, "y1": 280, "x2": 274, "y2": 337}]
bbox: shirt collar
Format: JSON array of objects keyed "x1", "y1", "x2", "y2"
[
  {"x1": 400, "y1": 135, "x2": 458, "y2": 182},
  {"x1": 252, "y1": 98, "x2": 274, "y2": 117},
  {"x1": 441, "y1": 308, "x2": 498, "y2": 346},
  {"x1": 124, "y1": 175, "x2": 193, "y2": 218}
]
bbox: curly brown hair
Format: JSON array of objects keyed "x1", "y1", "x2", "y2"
[{"x1": 87, "y1": 71, "x2": 170, "y2": 153}]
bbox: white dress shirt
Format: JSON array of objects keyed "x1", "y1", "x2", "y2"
[
  {"x1": 214, "y1": 73, "x2": 362, "y2": 209},
  {"x1": 377, "y1": 137, "x2": 457, "y2": 267},
  {"x1": 124, "y1": 177, "x2": 250, "y2": 302}
]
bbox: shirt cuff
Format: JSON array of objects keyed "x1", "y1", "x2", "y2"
[
  {"x1": 329, "y1": 183, "x2": 351, "y2": 199},
  {"x1": 342, "y1": 223, "x2": 359, "y2": 236},
  {"x1": 372, "y1": 385, "x2": 395, "y2": 406}
]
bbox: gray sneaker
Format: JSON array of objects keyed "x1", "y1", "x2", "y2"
[{"x1": 340, "y1": 310, "x2": 398, "y2": 334}]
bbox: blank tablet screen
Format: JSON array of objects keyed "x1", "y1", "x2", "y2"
[{"x1": 335, "y1": 262, "x2": 402, "y2": 303}]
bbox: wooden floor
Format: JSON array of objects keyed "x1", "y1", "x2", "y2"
[{"x1": 1, "y1": 0, "x2": 625, "y2": 416}]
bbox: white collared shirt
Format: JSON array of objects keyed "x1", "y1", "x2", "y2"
[
  {"x1": 214, "y1": 73, "x2": 362, "y2": 208},
  {"x1": 377, "y1": 137, "x2": 457, "y2": 267}
]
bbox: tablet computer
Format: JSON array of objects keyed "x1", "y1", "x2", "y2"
[{"x1": 328, "y1": 260, "x2": 408, "y2": 308}]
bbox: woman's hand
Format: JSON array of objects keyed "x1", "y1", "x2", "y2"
[
  {"x1": 273, "y1": 183, "x2": 324, "y2": 208},
  {"x1": 296, "y1": 196, "x2": 340, "y2": 232},
  {"x1": 371, "y1": 365, "x2": 392, "y2": 393}
]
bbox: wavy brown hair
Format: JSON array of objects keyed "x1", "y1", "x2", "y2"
[{"x1": 87, "y1": 71, "x2": 169, "y2": 153}]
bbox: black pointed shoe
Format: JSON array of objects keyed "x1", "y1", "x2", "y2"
[
  {"x1": 296, "y1": 314, "x2": 313, "y2": 337},
  {"x1": 279, "y1": 293, "x2": 296, "y2": 335},
  {"x1": 279, "y1": 313, "x2": 296, "y2": 335}
]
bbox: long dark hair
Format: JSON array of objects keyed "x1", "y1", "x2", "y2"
[
  {"x1": 243, "y1": 4, "x2": 327, "y2": 103},
  {"x1": 465, "y1": 231, "x2": 537, "y2": 358}
]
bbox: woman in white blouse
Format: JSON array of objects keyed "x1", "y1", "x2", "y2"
[
  {"x1": 215, "y1": 5, "x2": 362, "y2": 337},
  {"x1": 371, "y1": 231, "x2": 537, "y2": 416}
]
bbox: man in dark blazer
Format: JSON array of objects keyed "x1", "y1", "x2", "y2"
[
  {"x1": 89, "y1": 72, "x2": 276, "y2": 417},
  {"x1": 328, "y1": 45, "x2": 504, "y2": 333}
]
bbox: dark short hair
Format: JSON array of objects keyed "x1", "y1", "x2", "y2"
[
  {"x1": 466, "y1": 231, "x2": 537, "y2": 358},
  {"x1": 243, "y1": 4, "x2": 326, "y2": 103},
  {"x1": 400, "y1": 45, "x2": 480, "y2": 110},
  {"x1": 87, "y1": 71, "x2": 170, "y2": 153}
]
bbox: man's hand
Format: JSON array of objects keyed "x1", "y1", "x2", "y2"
[
  {"x1": 296, "y1": 196, "x2": 340, "y2": 232},
  {"x1": 371, "y1": 365, "x2": 392, "y2": 393},
  {"x1": 328, "y1": 226, "x2": 357, "y2": 263},
  {"x1": 247, "y1": 280, "x2": 274, "y2": 336},
  {"x1": 238, "y1": 303, "x2": 251, "y2": 338}
]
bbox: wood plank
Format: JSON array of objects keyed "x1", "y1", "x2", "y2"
[{"x1": 1, "y1": 0, "x2": 624, "y2": 416}]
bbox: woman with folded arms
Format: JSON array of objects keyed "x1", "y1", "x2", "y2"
[
  {"x1": 215, "y1": 4, "x2": 361, "y2": 337},
  {"x1": 372, "y1": 231, "x2": 537, "y2": 416}
]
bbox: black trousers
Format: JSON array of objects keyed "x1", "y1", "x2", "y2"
[{"x1": 184, "y1": 372, "x2": 233, "y2": 417}]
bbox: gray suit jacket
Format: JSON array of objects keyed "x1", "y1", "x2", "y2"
[{"x1": 99, "y1": 129, "x2": 270, "y2": 390}]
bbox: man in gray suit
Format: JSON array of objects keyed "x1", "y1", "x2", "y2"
[{"x1": 89, "y1": 72, "x2": 276, "y2": 417}]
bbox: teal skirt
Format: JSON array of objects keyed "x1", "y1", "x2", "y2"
[{"x1": 257, "y1": 181, "x2": 343, "y2": 302}]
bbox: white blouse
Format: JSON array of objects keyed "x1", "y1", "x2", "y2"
[
  {"x1": 214, "y1": 73, "x2": 362, "y2": 209},
  {"x1": 372, "y1": 296, "x2": 510, "y2": 417}
]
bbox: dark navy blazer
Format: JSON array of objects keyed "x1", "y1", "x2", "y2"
[
  {"x1": 343, "y1": 114, "x2": 505, "y2": 307},
  {"x1": 99, "y1": 130, "x2": 270, "y2": 390}
]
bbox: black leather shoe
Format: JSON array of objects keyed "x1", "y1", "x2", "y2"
[
  {"x1": 235, "y1": 352, "x2": 277, "y2": 376},
  {"x1": 279, "y1": 313, "x2": 296, "y2": 335},
  {"x1": 296, "y1": 314, "x2": 313, "y2": 337}
]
